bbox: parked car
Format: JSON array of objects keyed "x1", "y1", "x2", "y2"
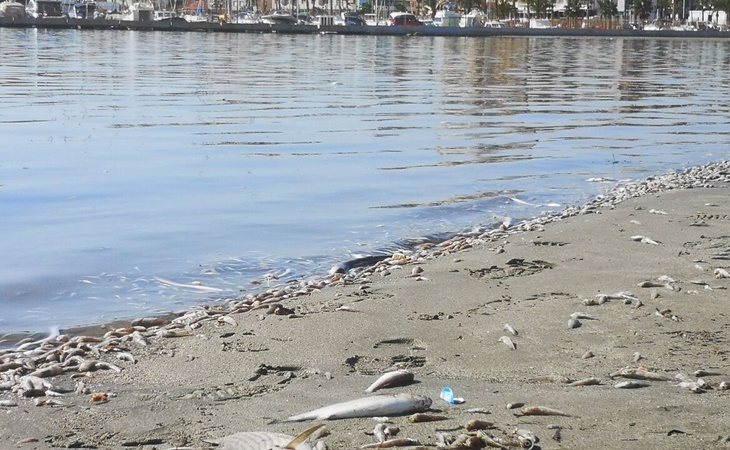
[{"x1": 390, "y1": 12, "x2": 421, "y2": 26}]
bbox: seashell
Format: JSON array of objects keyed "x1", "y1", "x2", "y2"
[
  {"x1": 503, "y1": 324, "x2": 518, "y2": 336},
  {"x1": 568, "y1": 377, "x2": 601, "y2": 387},
  {"x1": 715, "y1": 268, "x2": 730, "y2": 279},
  {"x1": 632, "y1": 352, "x2": 643, "y2": 363},
  {"x1": 567, "y1": 318, "x2": 581, "y2": 329},
  {"x1": 498, "y1": 336, "x2": 516, "y2": 350},
  {"x1": 89, "y1": 392, "x2": 109, "y2": 403},
  {"x1": 582, "y1": 298, "x2": 599, "y2": 306},
  {"x1": 648, "y1": 209, "x2": 668, "y2": 215},
  {"x1": 719, "y1": 381, "x2": 728, "y2": 391},
  {"x1": 582, "y1": 351, "x2": 595, "y2": 359}
]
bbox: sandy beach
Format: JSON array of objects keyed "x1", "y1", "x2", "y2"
[{"x1": 2, "y1": 161, "x2": 729, "y2": 450}]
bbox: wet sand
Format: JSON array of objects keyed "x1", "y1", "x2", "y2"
[{"x1": 1, "y1": 162, "x2": 729, "y2": 449}]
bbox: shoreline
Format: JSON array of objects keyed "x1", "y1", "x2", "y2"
[
  {"x1": 3, "y1": 162, "x2": 726, "y2": 345},
  {"x1": 2, "y1": 17, "x2": 730, "y2": 38},
  {"x1": 1, "y1": 160, "x2": 729, "y2": 449}
]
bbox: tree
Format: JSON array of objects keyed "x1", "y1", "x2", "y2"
[
  {"x1": 526, "y1": 0, "x2": 554, "y2": 16},
  {"x1": 714, "y1": 0, "x2": 730, "y2": 23},
  {"x1": 493, "y1": 0, "x2": 514, "y2": 18},
  {"x1": 655, "y1": 0, "x2": 671, "y2": 18},
  {"x1": 632, "y1": 0, "x2": 652, "y2": 19},
  {"x1": 598, "y1": 0, "x2": 616, "y2": 16},
  {"x1": 564, "y1": 0, "x2": 582, "y2": 16}
]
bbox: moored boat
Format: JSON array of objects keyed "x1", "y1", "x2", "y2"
[
  {"x1": 0, "y1": 0, "x2": 25, "y2": 19},
  {"x1": 432, "y1": 1, "x2": 460, "y2": 27},
  {"x1": 260, "y1": 10, "x2": 296, "y2": 25}
]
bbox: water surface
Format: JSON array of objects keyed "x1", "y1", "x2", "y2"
[{"x1": 1, "y1": 30, "x2": 729, "y2": 334}]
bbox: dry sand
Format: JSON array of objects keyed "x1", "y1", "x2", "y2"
[{"x1": 1, "y1": 166, "x2": 729, "y2": 449}]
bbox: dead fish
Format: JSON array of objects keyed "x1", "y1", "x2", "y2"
[
  {"x1": 373, "y1": 423, "x2": 387, "y2": 443},
  {"x1": 154, "y1": 276, "x2": 224, "y2": 293},
  {"x1": 157, "y1": 329, "x2": 193, "y2": 338},
  {"x1": 282, "y1": 394, "x2": 432, "y2": 422},
  {"x1": 568, "y1": 377, "x2": 601, "y2": 387},
  {"x1": 610, "y1": 367, "x2": 670, "y2": 381},
  {"x1": 654, "y1": 308, "x2": 680, "y2": 321},
  {"x1": 465, "y1": 407, "x2": 491, "y2": 414},
  {"x1": 503, "y1": 324, "x2": 518, "y2": 336},
  {"x1": 516, "y1": 406, "x2": 571, "y2": 417},
  {"x1": 693, "y1": 369, "x2": 722, "y2": 377},
  {"x1": 715, "y1": 268, "x2": 730, "y2": 279},
  {"x1": 116, "y1": 352, "x2": 137, "y2": 364},
  {"x1": 614, "y1": 381, "x2": 650, "y2": 389},
  {"x1": 218, "y1": 315, "x2": 238, "y2": 327},
  {"x1": 29, "y1": 365, "x2": 65, "y2": 378},
  {"x1": 465, "y1": 419, "x2": 494, "y2": 431},
  {"x1": 506, "y1": 402, "x2": 524, "y2": 410},
  {"x1": 0, "y1": 400, "x2": 18, "y2": 407},
  {"x1": 630, "y1": 235, "x2": 660, "y2": 245},
  {"x1": 130, "y1": 331, "x2": 149, "y2": 346},
  {"x1": 360, "y1": 438, "x2": 420, "y2": 449},
  {"x1": 212, "y1": 424, "x2": 323, "y2": 450},
  {"x1": 639, "y1": 281, "x2": 667, "y2": 288},
  {"x1": 172, "y1": 309, "x2": 209, "y2": 326},
  {"x1": 676, "y1": 381, "x2": 705, "y2": 393},
  {"x1": 365, "y1": 370, "x2": 415, "y2": 394},
  {"x1": 498, "y1": 336, "x2": 516, "y2": 350},
  {"x1": 408, "y1": 413, "x2": 447, "y2": 423},
  {"x1": 569, "y1": 312, "x2": 598, "y2": 320}
]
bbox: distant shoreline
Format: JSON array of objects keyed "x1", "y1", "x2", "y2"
[{"x1": 3, "y1": 16, "x2": 730, "y2": 38}]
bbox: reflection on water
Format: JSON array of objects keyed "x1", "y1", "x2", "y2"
[{"x1": 1, "y1": 29, "x2": 729, "y2": 334}]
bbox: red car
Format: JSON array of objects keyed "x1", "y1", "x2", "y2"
[{"x1": 390, "y1": 13, "x2": 422, "y2": 26}]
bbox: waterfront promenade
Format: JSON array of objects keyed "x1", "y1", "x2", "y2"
[{"x1": 2, "y1": 15, "x2": 730, "y2": 37}]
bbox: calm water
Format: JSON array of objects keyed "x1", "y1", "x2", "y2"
[{"x1": 1, "y1": 29, "x2": 729, "y2": 335}]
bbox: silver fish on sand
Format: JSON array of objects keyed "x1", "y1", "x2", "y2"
[
  {"x1": 568, "y1": 377, "x2": 601, "y2": 387},
  {"x1": 614, "y1": 380, "x2": 650, "y2": 389},
  {"x1": 365, "y1": 369, "x2": 415, "y2": 393},
  {"x1": 282, "y1": 393, "x2": 432, "y2": 422}
]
